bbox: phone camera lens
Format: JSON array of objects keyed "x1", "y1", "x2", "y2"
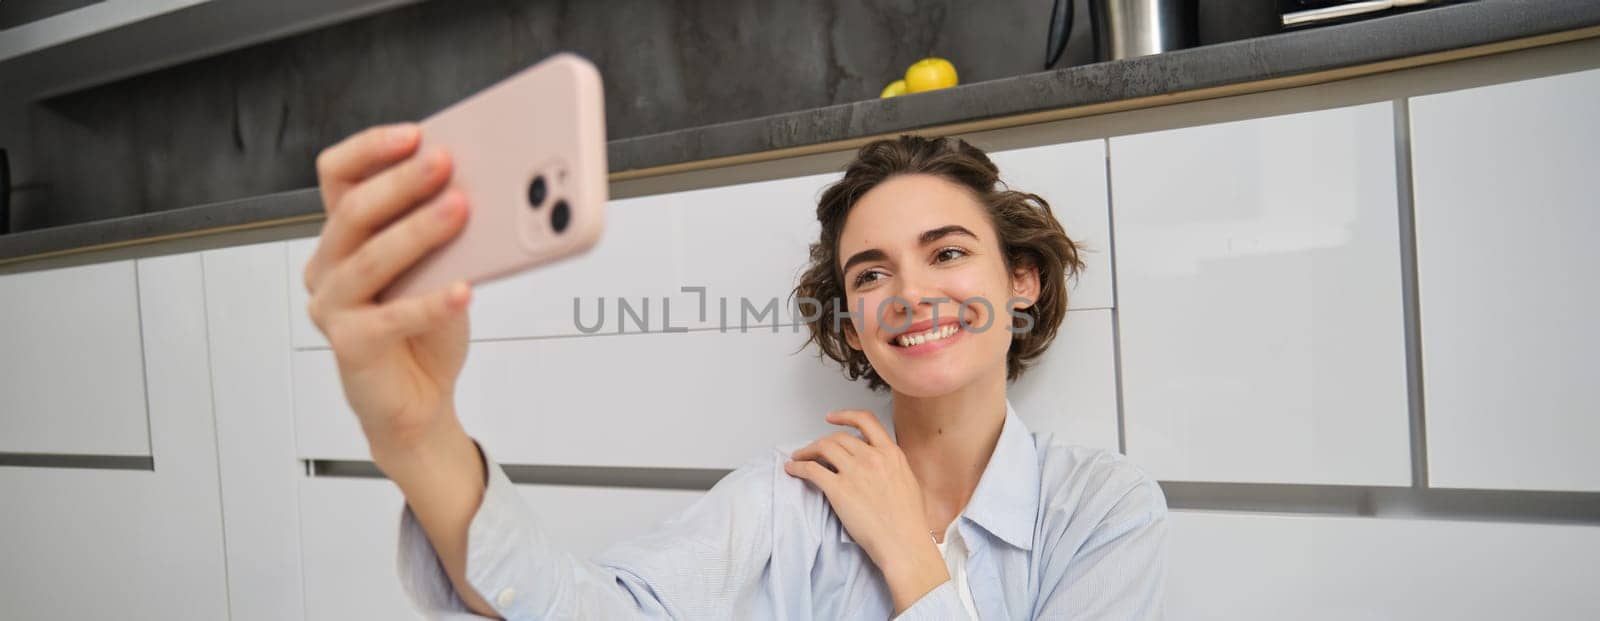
[
  {"x1": 528, "y1": 176, "x2": 548, "y2": 209},
  {"x1": 551, "y1": 200, "x2": 571, "y2": 233}
]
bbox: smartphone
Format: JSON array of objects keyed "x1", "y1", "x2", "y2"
[{"x1": 378, "y1": 52, "x2": 607, "y2": 302}]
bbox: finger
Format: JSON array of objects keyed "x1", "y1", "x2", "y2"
[
  {"x1": 791, "y1": 441, "x2": 852, "y2": 473},
  {"x1": 825, "y1": 431, "x2": 870, "y2": 456},
  {"x1": 825, "y1": 410, "x2": 893, "y2": 447},
  {"x1": 783, "y1": 459, "x2": 838, "y2": 493},
  {"x1": 318, "y1": 188, "x2": 467, "y2": 307},
  {"x1": 323, "y1": 280, "x2": 471, "y2": 363},
  {"x1": 308, "y1": 146, "x2": 453, "y2": 289},
  {"x1": 315, "y1": 123, "x2": 421, "y2": 211}
]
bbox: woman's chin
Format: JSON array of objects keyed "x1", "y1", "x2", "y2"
[{"x1": 881, "y1": 366, "x2": 971, "y2": 399}]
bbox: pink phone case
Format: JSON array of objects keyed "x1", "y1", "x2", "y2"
[{"x1": 379, "y1": 53, "x2": 608, "y2": 302}]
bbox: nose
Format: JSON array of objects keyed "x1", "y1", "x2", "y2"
[{"x1": 888, "y1": 266, "x2": 942, "y2": 324}]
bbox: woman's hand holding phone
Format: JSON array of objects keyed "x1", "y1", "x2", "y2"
[
  {"x1": 300, "y1": 56, "x2": 605, "y2": 618},
  {"x1": 304, "y1": 122, "x2": 473, "y2": 466},
  {"x1": 306, "y1": 122, "x2": 502, "y2": 616}
]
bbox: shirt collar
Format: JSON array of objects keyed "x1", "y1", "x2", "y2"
[{"x1": 838, "y1": 399, "x2": 1041, "y2": 551}]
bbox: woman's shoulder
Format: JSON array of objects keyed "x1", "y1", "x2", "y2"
[
  {"x1": 1030, "y1": 433, "x2": 1168, "y2": 526},
  {"x1": 695, "y1": 443, "x2": 835, "y2": 542}
]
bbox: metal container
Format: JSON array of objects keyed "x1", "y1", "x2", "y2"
[{"x1": 1091, "y1": 0, "x2": 1198, "y2": 60}]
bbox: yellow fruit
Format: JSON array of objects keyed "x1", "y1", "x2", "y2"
[
  {"x1": 880, "y1": 79, "x2": 908, "y2": 99},
  {"x1": 904, "y1": 57, "x2": 958, "y2": 93}
]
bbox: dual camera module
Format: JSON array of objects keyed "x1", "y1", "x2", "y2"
[{"x1": 526, "y1": 174, "x2": 570, "y2": 233}]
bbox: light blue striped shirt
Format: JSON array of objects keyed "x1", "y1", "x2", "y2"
[{"x1": 397, "y1": 401, "x2": 1169, "y2": 619}]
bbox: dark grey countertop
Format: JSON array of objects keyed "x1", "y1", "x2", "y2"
[{"x1": 4, "y1": 0, "x2": 1599, "y2": 264}]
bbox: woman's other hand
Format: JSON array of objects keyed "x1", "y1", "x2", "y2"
[{"x1": 786, "y1": 411, "x2": 950, "y2": 614}]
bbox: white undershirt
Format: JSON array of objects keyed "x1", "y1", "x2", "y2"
[{"x1": 934, "y1": 519, "x2": 981, "y2": 619}]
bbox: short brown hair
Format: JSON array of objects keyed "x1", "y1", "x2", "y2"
[{"x1": 792, "y1": 135, "x2": 1085, "y2": 391}]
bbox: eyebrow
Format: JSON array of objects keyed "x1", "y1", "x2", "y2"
[{"x1": 840, "y1": 225, "x2": 980, "y2": 274}]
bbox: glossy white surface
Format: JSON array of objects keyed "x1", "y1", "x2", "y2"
[
  {"x1": 0, "y1": 254, "x2": 229, "y2": 618},
  {"x1": 0, "y1": 260, "x2": 150, "y2": 456},
  {"x1": 1168, "y1": 510, "x2": 1600, "y2": 620},
  {"x1": 1009, "y1": 309, "x2": 1122, "y2": 451},
  {"x1": 298, "y1": 476, "x2": 703, "y2": 620},
  {"x1": 1111, "y1": 102, "x2": 1412, "y2": 485},
  {"x1": 1410, "y1": 67, "x2": 1600, "y2": 492},
  {"x1": 293, "y1": 325, "x2": 891, "y2": 466},
  {"x1": 203, "y1": 242, "x2": 306, "y2": 620},
  {"x1": 986, "y1": 139, "x2": 1116, "y2": 311}
]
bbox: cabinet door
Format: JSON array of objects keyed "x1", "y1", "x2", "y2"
[
  {"x1": 203, "y1": 242, "x2": 306, "y2": 620},
  {"x1": 294, "y1": 326, "x2": 890, "y2": 467},
  {"x1": 1111, "y1": 102, "x2": 1411, "y2": 486},
  {"x1": 0, "y1": 254, "x2": 228, "y2": 618},
  {"x1": 0, "y1": 260, "x2": 150, "y2": 455},
  {"x1": 1409, "y1": 67, "x2": 1600, "y2": 492},
  {"x1": 299, "y1": 476, "x2": 703, "y2": 620}
]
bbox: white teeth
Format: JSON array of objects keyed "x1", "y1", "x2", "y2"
[{"x1": 895, "y1": 323, "x2": 959, "y2": 347}]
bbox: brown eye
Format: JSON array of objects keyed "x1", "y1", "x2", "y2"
[
  {"x1": 935, "y1": 247, "x2": 968, "y2": 262},
  {"x1": 853, "y1": 269, "x2": 884, "y2": 288}
]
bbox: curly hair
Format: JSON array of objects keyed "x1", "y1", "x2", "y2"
[{"x1": 791, "y1": 134, "x2": 1086, "y2": 392}]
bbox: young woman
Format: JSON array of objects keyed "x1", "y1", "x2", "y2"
[{"x1": 305, "y1": 128, "x2": 1168, "y2": 619}]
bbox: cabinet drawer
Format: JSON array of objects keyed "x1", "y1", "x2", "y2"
[
  {"x1": 0, "y1": 260, "x2": 150, "y2": 456},
  {"x1": 1168, "y1": 511, "x2": 1600, "y2": 619},
  {"x1": 293, "y1": 326, "x2": 890, "y2": 466}
]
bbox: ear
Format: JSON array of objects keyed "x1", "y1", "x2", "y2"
[
  {"x1": 843, "y1": 322, "x2": 863, "y2": 351},
  {"x1": 1011, "y1": 262, "x2": 1041, "y2": 310}
]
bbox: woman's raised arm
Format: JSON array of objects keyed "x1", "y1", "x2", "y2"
[
  {"x1": 307, "y1": 122, "x2": 501, "y2": 614},
  {"x1": 307, "y1": 124, "x2": 784, "y2": 618},
  {"x1": 396, "y1": 443, "x2": 785, "y2": 619}
]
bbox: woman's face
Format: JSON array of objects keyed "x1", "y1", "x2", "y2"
[{"x1": 837, "y1": 173, "x2": 1039, "y2": 398}]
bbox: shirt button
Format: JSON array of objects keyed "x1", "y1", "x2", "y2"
[{"x1": 496, "y1": 587, "x2": 517, "y2": 609}]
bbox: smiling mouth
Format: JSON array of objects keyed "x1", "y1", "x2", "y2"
[{"x1": 891, "y1": 323, "x2": 961, "y2": 348}]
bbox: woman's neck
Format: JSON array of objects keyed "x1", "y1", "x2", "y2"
[{"x1": 890, "y1": 367, "x2": 1009, "y2": 537}]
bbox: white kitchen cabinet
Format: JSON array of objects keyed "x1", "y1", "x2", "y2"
[
  {"x1": 1409, "y1": 67, "x2": 1600, "y2": 492},
  {"x1": 1168, "y1": 511, "x2": 1600, "y2": 620},
  {"x1": 987, "y1": 139, "x2": 1116, "y2": 311},
  {"x1": 287, "y1": 172, "x2": 834, "y2": 349},
  {"x1": 299, "y1": 476, "x2": 703, "y2": 620},
  {"x1": 0, "y1": 253, "x2": 228, "y2": 618},
  {"x1": 0, "y1": 260, "x2": 150, "y2": 456},
  {"x1": 1009, "y1": 309, "x2": 1121, "y2": 451},
  {"x1": 294, "y1": 325, "x2": 892, "y2": 467},
  {"x1": 202, "y1": 242, "x2": 306, "y2": 621},
  {"x1": 1111, "y1": 102, "x2": 1412, "y2": 486}
]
